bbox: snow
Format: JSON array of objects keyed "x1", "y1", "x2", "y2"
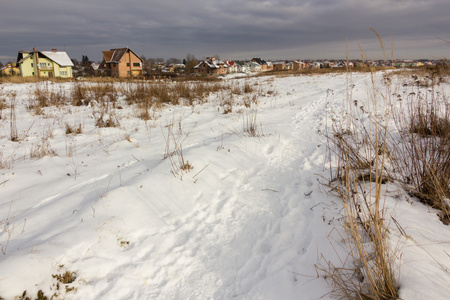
[
  {"x1": 40, "y1": 51, "x2": 74, "y2": 67},
  {"x1": 0, "y1": 73, "x2": 449, "y2": 299}
]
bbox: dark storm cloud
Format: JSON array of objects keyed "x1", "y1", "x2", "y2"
[{"x1": 0, "y1": 0, "x2": 449, "y2": 62}]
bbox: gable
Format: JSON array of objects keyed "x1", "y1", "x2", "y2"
[
  {"x1": 16, "y1": 52, "x2": 33, "y2": 64},
  {"x1": 104, "y1": 48, "x2": 143, "y2": 63}
]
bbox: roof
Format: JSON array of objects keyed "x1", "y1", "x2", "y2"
[
  {"x1": 252, "y1": 58, "x2": 267, "y2": 65},
  {"x1": 102, "y1": 51, "x2": 114, "y2": 62},
  {"x1": 40, "y1": 51, "x2": 74, "y2": 66},
  {"x1": 16, "y1": 50, "x2": 73, "y2": 66},
  {"x1": 16, "y1": 52, "x2": 33, "y2": 64},
  {"x1": 1, "y1": 65, "x2": 19, "y2": 72},
  {"x1": 102, "y1": 48, "x2": 142, "y2": 63},
  {"x1": 194, "y1": 57, "x2": 227, "y2": 69}
]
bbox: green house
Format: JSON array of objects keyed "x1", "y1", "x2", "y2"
[{"x1": 16, "y1": 48, "x2": 74, "y2": 78}]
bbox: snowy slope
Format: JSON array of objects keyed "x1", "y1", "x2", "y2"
[{"x1": 0, "y1": 74, "x2": 449, "y2": 299}]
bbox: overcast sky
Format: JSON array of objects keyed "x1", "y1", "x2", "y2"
[{"x1": 1, "y1": 0, "x2": 449, "y2": 63}]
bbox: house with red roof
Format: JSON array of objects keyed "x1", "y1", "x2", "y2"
[{"x1": 98, "y1": 47, "x2": 143, "y2": 77}]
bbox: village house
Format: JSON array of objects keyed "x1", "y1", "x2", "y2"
[
  {"x1": 90, "y1": 62, "x2": 100, "y2": 76},
  {"x1": 98, "y1": 47, "x2": 143, "y2": 77},
  {"x1": 293, "y1": 60, "x2": 307, "y2": 71},
  {"x1": 235, "y1": 61, "x2": 250, "y2": 73},
  {"x1": 16, "y1": 48, "x2": 73, "y2": 78},
  {"x1": 0, "y1": 64, "x2": 20, "y2": 76},
  {"x1": 224, "y1": 61, "x2": 238, "y2": 74},
  {"x1": 285, "y1": 61, "x2": 293, "y2": 70},
  {"x1": 272, "y1": 61, "x2": 286, "y2": 71},
  {"x1": 193, "y1": 57, "x2": 227, "y2": 75},
  {"x1": 249, "y1": 61, "x2": 262, "y2": 72},
  {"x1": 250, "y1": 58, "x2": 274, "y2": 71},
  {"x1": 335, "y1": 61, "x2": 355, "y2": 68},
  {"x1": 250, "y1": 58, "x2": 265, "y2": 71}
]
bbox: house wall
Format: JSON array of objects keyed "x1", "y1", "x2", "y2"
[
  {"x1": 37, "y1": 57, "x2": 54, "y2": 77},
  {"x1": 116, "y1": 51, "x2": 143, "y2": 77},
  {"x1": 293, "y1": 62, "x2": 306, "y2": 70},
  {"x1": 19, "y1": 55, "x2": 35, "y2": 77},
  {"x1": 273, "y1": 62, "x2": 286, "y2": 71},
  {"x1": 216, "y1": 65, "x2": 226, "y2": 74}
]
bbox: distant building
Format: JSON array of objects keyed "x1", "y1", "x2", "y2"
[
  {"x1": 193, "y1": 57, "x2": 227, "y2": 75},
  {"x1": 0, "y1": 64, "x2": 20, "y2": 76},
  {"x1": 224, "y1": 61, "x2": 238, "y2": 73},
  {"x1": 98, "y1": 47, "x2": 143, "y2": 77},
  {"x1": 251, "y1": 58, "x2": 274, "y2": 71},
  {"x1": 16, "y1": 48, "x2": 74, "y2": 78},
  {"x1": 293, "y1": 61, "x2": 307, "y2": 70},
  {"x1": 235, "y1": 61, "x2": 250, "y2": 73},
  {"x1": 249, "y1": 61, "x2": 262, "y2": 72},
  {"x1": 272, "y1": 61, "x2": 286, "y2": 71}
]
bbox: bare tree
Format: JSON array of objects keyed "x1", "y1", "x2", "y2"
[
  {"x1": 186, "y1": 53, "x2": 197, "y2": 63},
  {"x1": 166, "y1": 57, "x2": 182, "y2": 65}
]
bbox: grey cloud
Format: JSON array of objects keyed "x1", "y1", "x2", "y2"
[{"x1": 0, "y1": 0, "x2": 449, "y2": 62}]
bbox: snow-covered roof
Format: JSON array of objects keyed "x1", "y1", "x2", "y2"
[
  {"x1": 0, "y1": 65, "x2": 19, "y2": 71},
  {"x1": 40, "y1": 51, "x2": 74, "y2": 67},
  {"x1": 91, "y1": 63, "x2": 100, "y2": 70},
  {"x1": 194, "y1": 58, "x2": 227, "y2": 69}
]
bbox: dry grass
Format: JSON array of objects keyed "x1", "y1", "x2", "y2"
[
  {"x1": 0, "y1": 76, "x2": 65, "y2": 84},
  {"x1": 389, "y1": 72, "x2": 450, "y2": 224},
  {"x1": 319, "y1": 30, "x2": 399, "y2": 300},
  {"x1": 52, "y1": 271, "x2": 77, "y2": 284},
  {"x1": 321, "y1": 34, "x2": 450, "y2": 300},
  {"x1": 30, "y1": 138, "x2": 57, "y2": 158},
  {"x1": 163, "y1": 118, "x2": 193, "y2": 180},
  {"x1": 243, "y1": 106, "x2": 263, "y2": 137},
  {"x1": 9, "y1": 92, "x2": 18, "y2": 141},
  {"x1": 65, "y1": 122, "x2": 83, "y2": 135}
]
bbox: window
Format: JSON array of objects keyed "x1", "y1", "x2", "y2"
[
  {"x1": 127, "y1": 71, "x2": 130, "y2": 74},
  {"x1": 40, "y1": 63, "x2": 47, "y2": 68},
  {"x1": 61, "y1": 71, "x2": 67, "y2": 76},
  {"x1": 127, "y1": 63, "x2": 130, "y2": 67},
  {"x1": 133, "y1": 62, "x2": 140, "y2": 67},
  {"x1": 31, "y1": 63, "x2": 33, "y2": 67}
]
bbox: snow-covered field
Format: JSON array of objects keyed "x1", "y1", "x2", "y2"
[{"x1": 0, "y1": 73, "x2": 449, "y2": 299}]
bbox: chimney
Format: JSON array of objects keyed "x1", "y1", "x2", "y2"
[
  {"x1": 52, "y1": 49, "x2": 57, "y2": 52},
  {"x1": 33, "y1": 47, "x2": 37, "y2": 52}
]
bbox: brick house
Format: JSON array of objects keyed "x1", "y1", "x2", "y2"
[
  {"x1": 193, "y1": 57, "x2": 227, "y2": 75},
  {"x1": 99, "y1": 47, "x2": 143, "y2": 77},
  {"x1": 293, "y1": 61, "x2": 307, "y2": 70},
  {"x1": 272, "y1": 61, "x2": 286, "y2": 71}
]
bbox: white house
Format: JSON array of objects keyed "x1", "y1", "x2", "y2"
[{"x1": 249, "y1": 61, "x2": 262, "y2": 72}]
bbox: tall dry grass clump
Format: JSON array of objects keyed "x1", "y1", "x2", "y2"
[
  {"x1": 319, "y1": 29, "x2": 399, "y2": 300},
  {"x1": 389, "y1": 70, "x2": 450, "y2": 224},
  {"x1": 29, "y1": 82, "x2": 67, "y2": 114},
  {"x1": 162, "y1": 118, "x2": 193, "y2": 180}
]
